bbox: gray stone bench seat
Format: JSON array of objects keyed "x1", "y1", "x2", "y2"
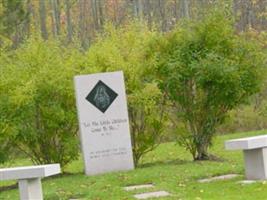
[
  {"x1": 0, "y1": 164, "x2": 60, "y2": 200},
  {"x1": 225, "y1": 135, "x2": 267, "y2": 150},
  {"x1": 225, "y1": 135, "x2": 267, "y2": 180}
]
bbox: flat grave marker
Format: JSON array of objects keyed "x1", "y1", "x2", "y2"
[
  {"x1": 124, "y1": 184, "x2": 154, "y2": 191},
  {"x1": 134, "y1": 191, "x2": 170, "y2": 199},
  {"x1": 74, "y1": 71, "x2": 134, "y2": 175},
  {"x1": 198, "y1": 174, "x2": 239, "y2": 183}
]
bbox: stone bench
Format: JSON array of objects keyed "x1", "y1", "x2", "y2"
[
  {"x1": 225, "y1": 135, "x2": 267, "y2": 180},
  {"x1": 0, "y1": 164, "x2": 61, "y2": 200}
]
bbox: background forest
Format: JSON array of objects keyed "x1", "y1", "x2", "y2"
[{"x1": 1, "y1": 0, "x2": 267, "y2": 48}]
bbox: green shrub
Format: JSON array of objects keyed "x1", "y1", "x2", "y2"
[
  {"x1": 154, "y1": 12, "x2": 266, "y2": 160},
  {"x1": 0, "y1": 37, "x2": 85, "y2": 168},
  {"x1": 217, "y1": 105, "x2": 267, "y2": 134},
  {"x1": 82, "y1": 23, "x2": 168, "y2": 166},
  {"x1": 0, "y1": 48, "x2": 12, "y2": 164}
]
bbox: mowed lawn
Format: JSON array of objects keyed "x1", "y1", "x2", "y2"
[{"x1": 1, "y1": 130, "x2": 267, "y2": 200}]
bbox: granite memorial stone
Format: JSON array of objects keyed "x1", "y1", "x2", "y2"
[{"x1": 74, "y1": 71, "x2": 134, "y2": 175}]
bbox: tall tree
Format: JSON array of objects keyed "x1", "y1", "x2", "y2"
[
  {"x1": 50, "y1": 0, "x2": 56, "y2": 36},
  {"x1": 0, "y1": 0, "x2": 29, "y2": 46},
  {"x1": 24, "y1": 0, "x2": 32, "y2": 38},
  {"x1": 133, "y1": 0, "x2": 143, "y2": 19},
  {"x1": 180, "y1": 0, "x2": 190, "y2": 18},
  {"x1": 245, "y1": 0, "x2": 254, "y2": 29},
  {"x1": 65, "y1": 0, "x2": 72, "y2": 42},
  {"x1": 158, "y1": 0, "x2": 166, "y2": 31},
  {"x1": 39, "y1": 0, "x2": 48, "y2": 40},
  {"x1": 144, "y1": 0, "x2": 152, "y2": 28},
  {"x1": 55, "y1": 0, "x2": 61, "y2": 35},
  {"x1": 79, "y1": 0, "x2": 89, "y2": 49},
  {"x1": 91, "y1": 0, "x2": 98, "y2": 30},
  {"x1": 50, "y1": 0, "x2": 61, "y2": 37},
  {"x1": 97, "y1": 0, "x2": 104, "y2": 28}
]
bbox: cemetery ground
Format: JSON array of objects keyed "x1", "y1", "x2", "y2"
[{"x1": 1, "y1": 130, "x2": 267, "y2": 200}]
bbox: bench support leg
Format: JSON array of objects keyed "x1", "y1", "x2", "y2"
[
  {"x1": 244, "y1": 148, "x2": 267, "y2": 180},
  {"x1": 18, "y1": 178, "x2": 43, "y2": 200}
]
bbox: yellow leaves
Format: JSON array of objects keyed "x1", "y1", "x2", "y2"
[
  {"x1": 80, "y1": 184, "x2": 88, "y2": 188},
  {"x1": 252, "y1": 0, "x2": 258, "y2": 6},
  {"x1": 11, "y1": 79, "x2": 36, "y2": 106},
  {"x1": 128, "y1": 82, "x2": 161, "y2": 107},
  {"x1": 0, "y1": 35, "x2": 12, "y2": 50},
  {"x1": 178, "y1": 182, "x2": 186, "y2": 187},
  {"x1": 49, "y1": 182, "x2": 56, "y2": 186}
]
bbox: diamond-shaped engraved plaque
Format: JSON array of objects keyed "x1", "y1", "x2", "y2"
[{"x1": 86, "y1": 80, "x2": 118, "y2": 113}]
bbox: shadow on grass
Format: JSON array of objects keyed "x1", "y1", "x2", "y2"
[
  {"x1": 46, "y1": 193, "x2": 87, "y2": 200},
  {"x1": 139, "y1": 155, "x2": 225, "y2": 169},
  {"x1": 0, "y1": 172, "x2": 81, "y2": 193},
  {"x1": 139, "y1": 158, "x2": 193, "y2": 168},
  {"x1": 0, "y1": 183, "x2": 18, "y2": 193}
]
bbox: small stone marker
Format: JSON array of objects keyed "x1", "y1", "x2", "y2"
[
  {"x1": 225, "y1": 134, "x2": 267, "y2": 180},
  {"x1": 198, "y1": 174, "x2": 239, "y2": 183},
  {"x1": 0, "y1": 164, "x2": 60, "y2": 200},
  {"x1": 74, "y1": 71, "x2": 134, "y2": 175},
  {"x1": 134, "y1": 191, "x2": 170, "y2": 199},
  {"x1": 124, "y1": 184, "x2": 154, "y2": 191},
  {"x1": 238, "y1": 180, "x2": 257, "y2": 184}
]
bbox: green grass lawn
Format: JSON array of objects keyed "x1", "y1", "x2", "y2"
[{"x1": 1, "y1": 130, "x2": 267, "y2": 200}]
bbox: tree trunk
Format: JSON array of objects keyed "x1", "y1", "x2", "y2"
[
  {"x1": 133, "y1": 0, "x2": 142, "y2": 19},
  {"x1": 39, "y1": 0, "x2": 48, "y2": 40},
  {"x1": 79, "y1": 0, "x2": 89, "y2": 49},
  {"x1": 180, "y1": 0, "x2": 190, "y2": 19},
  {"x1": 55, "y1": 0, "x2": 61, "y2": 35},
  {"x1": 144, "y1": 0, "x2": 152, "y2": 29},
  {"x1": 133, "y1": 0, "x2": 138, "y2": 18},
  {"x1": 158, "y1": 0, "x2": 166, "y2": 31},
  {"x1": 97, "y1": 0, "x2": 104, "y2": 28},
  {"x1": 246, "y1": 0, "x2": 254, "y2": 29},
  {"x1": 174, "y1": 0, "x2": 179, "y2": 22},
  {"x1": 24, "y1": 0, "x2": 32, "y2": 38},
  {"x1": 195, "y1": 143, "x2": 209, "y2": 160},
  {"x1": 233, "y1": 0, "x2": 240, "y2": 31},
  {"x1": 65, "y1": 0, "x2": 72, "y2": 42},
  {"x1": 91, "y1": 0, "x2": 98, "y2": 30},
  {"x1": 50, "y1": 0, "x2": 61, "y2": 36},
  {"x1": 50, "y1": 0, "x2": 57, "y2": 37}
]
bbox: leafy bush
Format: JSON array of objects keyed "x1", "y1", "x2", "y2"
[
  {"x1": 0, "y1": 48, "x2": 12, "y2": 164},
  {"x1": 217, "y1": 105, "x2": 267, "y2": 134},
  {"x1": 83, "y1": 23, "x2": 167, "y2": 166},
  {"x1": 154, "y1": 12, "x2": 266, "y2": 160},
  {"x1": 0, "y1": 37, "x2": 85, "y2": 168},
  {"x1": 0, "y1": 98, "x2": 11, "y2": 164}
]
